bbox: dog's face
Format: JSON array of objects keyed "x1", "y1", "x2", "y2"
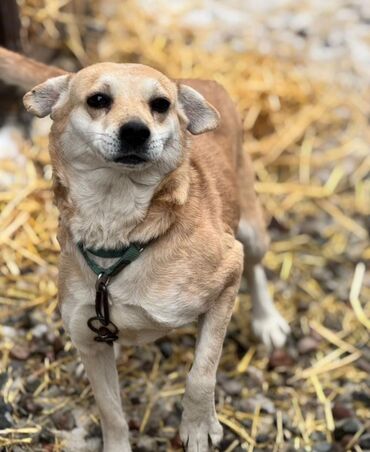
[{"x1": 24, "y1": 63, "x2": 219, "y2": 173}]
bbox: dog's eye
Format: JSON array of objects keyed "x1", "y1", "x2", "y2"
[
  {"x1": 87, "y1": 93, "x2": 112, "y2": 109},
  {"x1": 150, "y1": 97, "x2": 170, "y2": 113}
]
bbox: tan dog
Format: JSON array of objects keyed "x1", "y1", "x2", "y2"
[{"x1": 0, "y1": 47, "x2": 290, "y2": 452}]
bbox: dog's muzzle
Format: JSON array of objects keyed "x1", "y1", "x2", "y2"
[{"x1": 114, "y1": 120, "x2": 151, "y2": 165}]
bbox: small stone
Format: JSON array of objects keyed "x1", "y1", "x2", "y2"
[
  {"x1": 332, "y1": 402, "x2": 352, "y2": 420},
  {"x1": 1, "y1": 326, "x2": 17, "y2": 338},
  {"x1": 359, "y1": 433, "x2": 370, "y2": 449},
  {"x1": 0, "y1": 373, "x2": 7, "y2": 390},
  {"x1": 221, "y1": 378, "x2": 243, "y2": 396},
  {"x1": 30, "y1": 324, "x2": 48, "y2": 338},
  {"x1": 85, "y1": 423, "x2": 102, "y2": 439},
  {"x1": 128, "y1": 418, "x2": 140, "y2": 431},
  {"x1": 256, "y1": 433, "x2": 269, "y2": 443},
  {"x1": 241, "y1": 418, "x2": 252, "y2": 429},
  {"x1": 158, "y1": 341, "x2": 172, "y2": 359},
  {"x1": 28, "y1": 339, "x2": 50, "y2": 358},
  {"x1": 130, "y1": 395, "x2": 141, "y2": 405},
  {"x1": 268, "y1": 349, "x2": 295, "y2": 370},
  {"x1": 136, "y1": 435, "x2": 157, "y2": 451},
  {"x1": 0, "y1": 414, "x2": 12, "y2": 429},
  {"x1": 25, "y1": 376, "x2": 41, "y2": 393},
  {"x1": 145, "y1": 414, "x2": 160, "y2": 436},
  {"x1": 39, "y1": 427, "x2": 55, "y2": 444},
  {"x1": 356, "y1": 358, "x2": 370, "y2": 373},
  {"x1": 334, "y1": 418, "x2": 363, "y2": 440},
  {"x1": 51, "y1": 410, "x2": 76, "y2": 431},
  {"x1": 52, "y1": 335, "x2": 64, "y2": 354},
  {"x1": 164, "y1": 411, "x2": 180, "y2": 427},
  {"x1": 218, "y1": 436, "x2": 235, "y2": 451},
  {"x1": 16, "y1": 313, "x2": 33, "y2": 330},
  {"x1": 43, "y1": 385, "x2": 63, "y2": 398},
  {"x1": 0, "y1": 397, "x2": 12, "y2": 429},
  {"x1": 247, "y1": 366, "x2": 264, "y2": 386},
  {"x1": 10, "y1": 344, "x2": 30, "y2": 361},
  {"x1": 297, "y1": 336, "x2": 319, "y2": 355},
  {"x1": 340, "y1": 434, "x2": 353, "y2": 448},
  {"x1": 0, "y1": 397, "x2": 12, "y2": 414},
  {"x1": 353, "y1": 391, "x2": 370, "y2": 407},
  {"x1": 237, "y1": 394, "x2": 275, "y2": 415},
  {"x1": 18, "y1": 394, "x2": 42, "y2": 415},
  {"x1": 313, "y1": 443, "x2": 332, "y2": 452},
  {"x1": 311, "y1": 431, "x2": 326, "y2": 442}
]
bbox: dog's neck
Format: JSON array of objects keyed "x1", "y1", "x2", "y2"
[
  {"x1": 69, "y1": 166, "x2": 162, "y2": 249},
  {"x1": 53, "y1": 151, "x2": 191, "y2": 250}
]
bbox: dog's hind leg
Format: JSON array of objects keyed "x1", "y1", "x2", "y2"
[
  {"x1": 244, "y1": 262, "x2": 290, "y2": 349},
  {"x1": 180, "y1": 243, "x2": 243, "y2": 452},
  {"x1": 237, "y1": 152, "x2": 290, "y2": 349}
]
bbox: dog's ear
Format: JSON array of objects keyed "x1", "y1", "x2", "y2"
[
  {"x1": 23, "y1": 74, "x2": 71, "y2": 118},
  {"x1": 178, "y1": 84, "x2": 220, "y2": 134}
]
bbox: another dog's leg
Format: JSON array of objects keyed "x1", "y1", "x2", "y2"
[
  {"x1": 78, "y1": 344, "x2": 131, "y2": 452},
  {"x1": 180, "y1": 282, "x2": 239, "y2": 452}
]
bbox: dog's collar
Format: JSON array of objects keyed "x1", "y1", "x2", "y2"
[
  {"x1": 77, "y1": 241, "x2": 145, "y2": 277},
  {"x1": 77, "y1": 241, "x2": 149, "y2": 346}
]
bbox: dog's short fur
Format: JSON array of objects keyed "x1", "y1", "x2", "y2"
[{"x1": 1, "y1": 47, "x2": 290, "y2": 452}]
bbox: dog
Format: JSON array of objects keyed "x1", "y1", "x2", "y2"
[{"x1": 0, "y1": 47, "x2": 290, "y2": 452}]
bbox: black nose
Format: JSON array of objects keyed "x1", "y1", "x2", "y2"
[{"x1": 119, "y1": 121, "x2": 150, "y2": 148}]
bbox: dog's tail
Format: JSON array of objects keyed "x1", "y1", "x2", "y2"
[{"x1": 0, "y1": 47, "x2": 66, "y2": 91}]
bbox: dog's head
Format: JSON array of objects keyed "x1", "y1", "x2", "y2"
[{"x1": 24, "y1": 63, "x2": 219, "y2": 172}]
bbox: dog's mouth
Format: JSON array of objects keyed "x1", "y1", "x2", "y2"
[{"x1": 113, "y1": 155, "x2": 148, "y2": 165}]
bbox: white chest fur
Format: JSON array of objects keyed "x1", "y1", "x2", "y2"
[{"x1": 67, "y1": 166, "x2": 160, "y2": 249}]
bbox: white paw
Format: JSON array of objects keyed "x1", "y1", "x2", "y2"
[
  {"x1": 252, "y1": 310, "x2": 290, "y2": 349},
  {"x1": 180, "y1": 414, "x2": 223, "y2": 452}
]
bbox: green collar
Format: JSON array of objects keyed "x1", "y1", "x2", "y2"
[{"x1": 77, "y1": 242, "x2": 145, "y2": 277}]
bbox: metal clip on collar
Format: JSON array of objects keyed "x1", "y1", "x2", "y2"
[{"x1": 87, "y1": 273, "x2": 119, "y2": 346}]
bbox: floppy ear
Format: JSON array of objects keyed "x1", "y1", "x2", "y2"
[
  {"x1": 178, "y1": 84, "x2": 220, "y2": 134},
  {"x1": 23, "y1": 74, "x2": 71, "y2": 118}
]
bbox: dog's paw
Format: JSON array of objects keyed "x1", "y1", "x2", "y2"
[
  {"x1": 180, "y1": 414, "x2": 223, "y2": 452},
  {"x1": 252, "y1": 310, "x2": 290, "y2": 349}
]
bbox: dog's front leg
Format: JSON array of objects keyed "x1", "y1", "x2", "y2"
[
  {"x1": 180, "y1": 283, "x2": 238, "y2": 452},
  {"x1": 60, "y1": 259, "x2": 131, "y2": 452},
  {"x1": 77, "y1": 344, "x2": 131, "y2": 452}
]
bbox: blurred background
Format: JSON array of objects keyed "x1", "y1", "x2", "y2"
[{"x1": 0, "y1": 1, "x2": 369, "y2": 451}]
